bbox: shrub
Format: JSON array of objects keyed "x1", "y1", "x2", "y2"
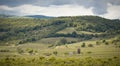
[
  {"x1": 96, "y1": 41, "x2": 100, "y2": 45},
  {"x1": 56, "y1": 38, "x2": 67, "y2": 46},
  {"x1": 39, "y1": 56, "x2": 45, "y2": 60},
  {"x1": 64, "y1": 52, "x2": 69, "y2": 56},
  {"x1": 17, "y1": 47, "x2": 24, "y2": 54},
  {"x1": 87, "y1": 51, "x2": 92, "y2": 54},
  {"x1": 81, "y1": 43, "x2": 86, "y2": 47},
  {"x1": 105, "y1": 42, "x2": 109, "y2": 45},
  {"x1": 53, "y1": 51, "x2": 58, "y2": 56},
  {"x1": 102, "y1": 40, "x2": 106, "y2": 43},
  {"x1": 28, "y1": 49, "x2": 34, "y2": 54},
  {"x1": 48, "y1": 57, "x2": 56, "y2": 62},
  {"x1": 88, "y1": 44, "x2": 93, "y2": 47},
  {"x1": 0, "y1": 49, "x2": 10, "y2": 52},
  {"x1": 48, "y1": 44, "x2": 54, "y2": 48},
  {"x1": 43, "y1": 53, "x2": 52, "y2": 56}
]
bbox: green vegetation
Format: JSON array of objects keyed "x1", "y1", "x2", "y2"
[
  {"x1": 0, "y1": 16, "x2": 120, "y2": 45},
  {"x1": 0, "y1": 15, "x2": 120, "y2": 66},
  {"x1": 0, "y1": 56, "x2": 119, "y2": 66}
]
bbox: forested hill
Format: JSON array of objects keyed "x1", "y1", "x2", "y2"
[{"x1": 0, "y1": 15, "x2": 120, "y2": 45}]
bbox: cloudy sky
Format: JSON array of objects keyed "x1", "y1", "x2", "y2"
[{"x1": 0, "y1": 0, "x2": 120, "y2": 19}]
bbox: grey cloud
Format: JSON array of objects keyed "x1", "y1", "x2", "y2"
[
  {"x1": 0, "y1": 10, "x2": 20, "y2": 15},
  {"x1": 0, "y1": 0, "x2": 120, "y2": 15},
  {"x1": 92, "y1": 0, "x2": 108, "y2": 15},
  {"x1": 1, "y1": 0, "x2": 120, "y2": 6},
  {"x1": 108, "y1": 0, "x2": 120, "y2": 5}
]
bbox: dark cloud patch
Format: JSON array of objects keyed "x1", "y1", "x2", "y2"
[
  {"x1": 0, "y1": 0, "x2": 120, "y2": 15},
  {"x1": 92, "y1": 0, "x2": 108, "y2": 15},
  {"x1": 0, "y1": 0, "x2": 31, "y2": 6},
  {"x1": 108, "y1": 0, "x2": 120, "y2": 5},
  {"x1": 1, "y1": 0, "x2": 120, "y2": 7},
  {"x1": 0, "y1": 9, "x2": 20, "y2": 15}
]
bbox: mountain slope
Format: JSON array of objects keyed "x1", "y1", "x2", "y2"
[{"x1": 0, "y1": 15, "x2": 120, "y2": 45}]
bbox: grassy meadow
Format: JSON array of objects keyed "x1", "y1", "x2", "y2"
[{"x1": 0, "y1": 37, "x2": 120, "y2": 66}]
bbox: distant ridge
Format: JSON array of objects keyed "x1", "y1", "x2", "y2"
[
  {"x1": 0, "y1": 14, "x2": 15, "y2": 18},
  {"x1": 25, "y1": 15, "x2": 54, "y2": 18}
]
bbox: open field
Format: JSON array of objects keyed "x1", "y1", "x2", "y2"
[
  {"x1": 0, "y1": 38, "x2": 120, "y2": 66},
  {"x1": 0, "y1": 38, "x2": 119, "y2": 57}
]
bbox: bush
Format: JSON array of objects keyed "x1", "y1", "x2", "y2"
[
  {"x1": 26, "y1": 48, "x2": 38, "y2": 55},
  {"x1": 48, "y1": 44, "x2": 54, "y2": 48},
  {"x1": 17, "y1": 47, "x2": 24, "y2": 54},
  {"x1": 0, "y1": 49, "x2": 10, "y2": 52},
  {"x1": 88, "y1": 44, "x2": 93, "y2": 47},
  {"x1": 53, "y1": 51, "x2": 58, "y2": 56},
  {"x1": 102, "y1": 40, "x2": 106, "y2": 43},
  {"x1": 28, "y1": 49, "x2": 34, "y2": 54},
  {"x1": 56, "y1": 38, "x2": 67, "y2": 46},
  {"x1": 64, "y1": 52, "x2": 69, "y2": 56},
  {"x1": 87, "y1": 51, "x2": 92, "y2": 54},
  {"x1": 43, "y1": 53, "x2": 52, "y2": 56},
  {"x1": 105, "y1": 42, "x2": 109, "y2": 45},
  {"x1": 96, "y1": 41, "x2": 100, "y2": 45},
  {"x1": 81, "y1": 43, "x2": 86, "y2": 47}
]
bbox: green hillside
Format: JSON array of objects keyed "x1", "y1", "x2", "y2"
[
  {"x1": 0, "y1": 16, "x2": 120, "y2": 45},
  {"x1": 0, "y1": 16, "x2": 120, "y2": 66}
]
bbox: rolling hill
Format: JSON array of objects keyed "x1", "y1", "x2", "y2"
[
  {"x1": 0, "y1": 15, "x2": 120, "y2": 66},
  {"x1": 0, "y1": 15, "x2": 120, "y2": 45}
]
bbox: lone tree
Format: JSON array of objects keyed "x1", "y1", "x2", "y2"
[{"x1": 77, "y1": 48, "x2": 81, "y2": 54}]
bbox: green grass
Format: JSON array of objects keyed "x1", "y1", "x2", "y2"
[
  {"x1": 0, "y1": 56, "x2": 119, "y2": 66},
  {"x1": 0, "y1": 37, "x2": 120, "y2": 66},
  {"x1": 57, "y1": 27, "x2": 75, "y2": 34},
  {"x1": 0, "y1": 38, "x2": 119, "y2": 58},
  {"x1": 57, "y1": 27, "x2": 103, "y2": 35}
]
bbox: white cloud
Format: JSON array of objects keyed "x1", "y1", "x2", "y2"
[
  {"x1": 40, "y1": 5, "x2": 94, "y2": 16},
  {"x1": 0, "y1": 4, "x2": 120, "y2": 19},
  {"x1": 13, "y1": 5, "x2": 45, "y2": 15},
  {"x1": 0, "y1": 4, "x2": 94, "y2": 16},
  {"x1": 101, "y1": 4, "x2": 120, "y2": 19}
]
